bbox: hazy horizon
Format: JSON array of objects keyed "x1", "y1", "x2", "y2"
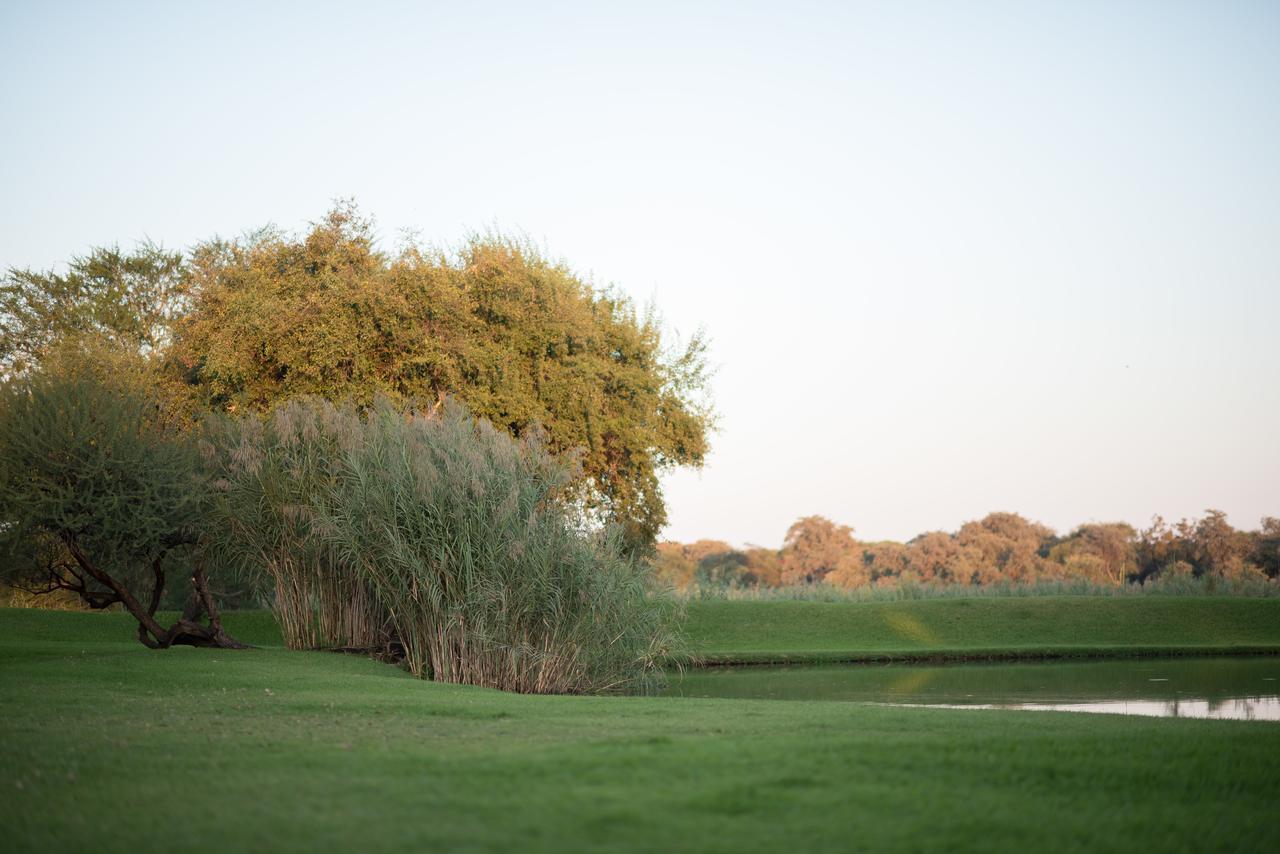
[{"x1": 3, "y1": 1, "x2": 1277, "y2": 548}]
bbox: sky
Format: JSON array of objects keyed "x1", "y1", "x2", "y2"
[{"x1": 2, "y1": 0, "x2": 1277, "y2": 547}]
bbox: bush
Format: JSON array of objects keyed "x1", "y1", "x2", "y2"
[
  {"x1": 205, "y1": 397, "x2": 682, "y2": 693},
  {"x1": 0, "y1": 357, "x2": 245, "y2": 648}
]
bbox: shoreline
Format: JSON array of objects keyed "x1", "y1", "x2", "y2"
[{"x1": 688, "y1": 644, "x2": 1280, "y2": 668}]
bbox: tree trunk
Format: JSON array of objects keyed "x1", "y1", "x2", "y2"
[
  {"x1": 63, "y1": 537, "x2": 250, "y2": 650},
  {"x1": 165, "y1": 561, "x2": 251, "y2": 649}
]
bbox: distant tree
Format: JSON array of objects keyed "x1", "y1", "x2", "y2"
[
  {"x1": 780, "y1": 516, "x2": 858, "y2": 584},
  {"x1": 0, "y1": 242, "x2": 188, "y2": 375},
  {"x1": 682, "y1": 540, "x2": 736, "y2": 565},
  {"x1": 1190, "y1": 509, "x2": 1250, "y2": 578},
  {"x1": 902, "y1": 531, "x2": 964, "y2": 584},
  {"x1": 652, "y1": 542, "x2": 698, "y2": 590},
  {"x1": 657, "y1": 509, "x2": 1277, "y2": 592},
  {"x1": 843, "y1": 541, "x2": 910, "y2": 588},
  {"x1": 955, "y1": 512, "x2": 1055, "y2": 584},
  {"x1": 1132, "y1": 512, "x2": 1265, "y2": 582},
  {"x1": 1049, "y1": 523, "x2": 1137, "y2": 585},
  {"x1": 0, "y1": 357, "x2": 245, "y2": 648},
  {"x1": 1134, "y1": 516, "x2": 1189, "y2": 581},
  {"x1": 741, "y1": 546, "x2": 784, "y2": 587},
  {"x1": 652, "y1": 539, "x2": 737, "y2": 589},
  {"x1": 173, "y1": 204, "x2": 713, "y2": 556},
  {"x1": 697, "y1": 550, "x2": 751, "y2": 588},
  {"x1": 1252, "y1": 517, "x2": 1280, "y2": 579}
]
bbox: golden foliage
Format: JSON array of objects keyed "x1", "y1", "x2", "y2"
[{"x1": 174, "y1": 205, "x2": 712, "y2": 552}]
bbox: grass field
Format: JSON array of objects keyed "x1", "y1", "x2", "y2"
[
  {"x1": 2, "y1": 606, "x2": 1279, "y2": 852},
  {"x1": 683, "y1": 596, "x2": 1280, "y2": 663}
]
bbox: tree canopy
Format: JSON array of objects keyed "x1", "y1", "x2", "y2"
[
  {"x1": 654, "y1": 510, "x2": 1277, "y2": 592},
  {"x1": 1, "y1": 204, "x2": 714, "y2": 556},
  {"x1": 0, "y1": 242, "x2": 187, "y2": 375},
  {"x1": 173, "y1": 205, "x2": 712, "y2": 553}
]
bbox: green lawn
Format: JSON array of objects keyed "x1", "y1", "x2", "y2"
[
  {"x1": 683, "y1": 597, "x2": 1280, "y2": 663},
  {"x1": 1, "y1": 607, "x2": 1278, "y2": 852}
]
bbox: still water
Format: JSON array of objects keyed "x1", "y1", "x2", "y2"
[{"x1": 668, "y1": 657, "x2": 1280, "y2": 721}]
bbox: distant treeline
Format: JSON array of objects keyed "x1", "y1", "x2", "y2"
[{"x1": 654, "y1": 511, "x2": 1280, "y2": 590}]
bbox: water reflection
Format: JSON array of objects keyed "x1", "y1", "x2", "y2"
[
  {"x1": 892, "y1": 696, "x2": 1280, "y2": 721},
  {"x1": 669, "y1": 656, "x2": 1280, "y2": 721}
]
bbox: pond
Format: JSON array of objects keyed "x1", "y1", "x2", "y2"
[{"x1": 668, "y1": 656, "x2": 1280, "y2": 721}]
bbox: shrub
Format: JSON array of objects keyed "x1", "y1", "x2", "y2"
[
  {"x1": 205, "y1": 397, "x2": 682, "y2": 693},
  {"x1": 0, "y1": 357, "x2": 245, "y2": 648}
]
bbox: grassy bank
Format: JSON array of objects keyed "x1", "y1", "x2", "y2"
[
  {"x1": 1, "y1": 608, "x2": 1277, "y2": 853},
  {"x1": 683, "y1": 597, "x2": 1280, "y2": 663},
  {"x1": 9, "y1": 596, "x2": 1280, "y2": 667}
]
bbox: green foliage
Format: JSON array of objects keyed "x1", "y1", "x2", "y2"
[
  {"x1": 205, "y1": 396, "x2": 683, "y2": 693},
  {"x1": 0, "y1": 358, "x2": 246, "y2": 647},
  {"x1": 1255, "y1": 517, "x2": 1280, "y2": 578},
  {"x1": 0, "y1": 243, "x2": 187, "y2": 374},
  {"x1": 653, "y1": 541, "x2": 784, "y2": 591},
  {"x1": 0, "y1": 359, "x2": 202, "y2": 601},
  {"x1": 176, "y1": 204, "x2": 713, "y2": 555}
]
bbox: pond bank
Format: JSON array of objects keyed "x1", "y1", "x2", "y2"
[
  {"x1": 668, "y1": 655, "x2": 1280, "y2": 722},
  {"x1": 681, "y1": 597, "x2": 1280, "y2": 666}
]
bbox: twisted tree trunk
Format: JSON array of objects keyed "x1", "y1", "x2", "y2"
[{"x1": 62, "y1": 538, "x2": 250, "y2": 650}]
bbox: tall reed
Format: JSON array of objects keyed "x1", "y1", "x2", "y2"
[
  {"x1": 324, "y1": 400, "x2": 680, "y2": 693},
  {"x1": 201, "y1": 401, "x2": 392, "y2": 651},
  {"x1": 204, "y1": 397, "x2": 681, "y2": 693}
]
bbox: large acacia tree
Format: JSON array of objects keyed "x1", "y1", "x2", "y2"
[
  {"x1": 172, "y1": 205, "x2": 713, "y2": 554},
  {"x1": 0, "y1": 355, "x2": 245, "y2": 648}
]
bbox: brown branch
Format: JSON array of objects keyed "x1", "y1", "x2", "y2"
[
  {"x1": 22, "y1": 561, "x2": 122, "y2": 609},
  {"x1": 145, "y1": 555, "x2": 166, "y2": 618},
  {"x1": 62, "y1": 535, "x2": 171, "y2": 647},
  {"x1": 185, "y1": 559, "x2": 251, "y2": 649},
  {"x1": 53, "y1": 536, "x2": 250, "y2": 651}
]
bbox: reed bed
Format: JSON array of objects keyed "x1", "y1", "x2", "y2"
[
  {"x1": 201, "y1": 401, "x2": 392, "y2": 651},
  {"x1": 204, "y1": 397, "x2": 679, "y2": 694}
]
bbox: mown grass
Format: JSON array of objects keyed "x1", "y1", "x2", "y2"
[
  {"x1": 684, "y1": 576, "x2": 1280, "y2": 601},
  {"x1": 1, "y1": 608, "x2": 1278, "y2": 853},
  {"x1": 683, "y1": 597, "x2": 1280, "y2": 663}
]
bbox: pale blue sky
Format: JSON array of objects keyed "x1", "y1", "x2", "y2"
[{"x1": 2, "y1": 1, "x2": 1277, "y2": 545}]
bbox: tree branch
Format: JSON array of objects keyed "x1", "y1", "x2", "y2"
[{"x1": 62, "y1": 535, "x2": 170, "y2": 646}]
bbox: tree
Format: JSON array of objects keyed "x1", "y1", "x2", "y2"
[
  {"x1": 1253, "y1": 517, "x2": 1280, "y2": 579},
  {"x1": 1, "y1": 242, "x2": 188, "y2": 375},
  {"x1": 844, "y1": 541, "x2": 909, "y2": 588},
  {"x1": 955, "y1": 512, "x2": 1054, "y2": 584},
  {"x1": 902, "y1": 531, "x2": 965, "y2": 584},
  {"x1": 173, "y1": 204, "x2": 713, "y2": 555},
  {"x1": 1191, "y1": 509, "x2": 1249, "y2": 578},
  {"x1": 1049, "y1": 522, "x2": 1137, "y2": 585},
  {"x1": 652, "y1": 542, "x2": 699, "y2": 590},
  {"x1": 0, "y1": 358, "x2": 245, "y2": 648},
  {"x1": 780, "y1": 516, "x2": 858, "y2": 584},
  {"x1": 1134, "y1": 515, "x2": 1193, "y2": 582},
  {"x1": 741, "y1": 546, "x2": 784, "y2": 587},
  {"x1": 697, "y1": 550, "x2": 751, "y2": 588},
  {"x1": 651, "y1": 540, "x2": 736, "y2": 590},
  {"x1": 1133, "y1": 511, "x2": 1262, "y2": 582}
]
